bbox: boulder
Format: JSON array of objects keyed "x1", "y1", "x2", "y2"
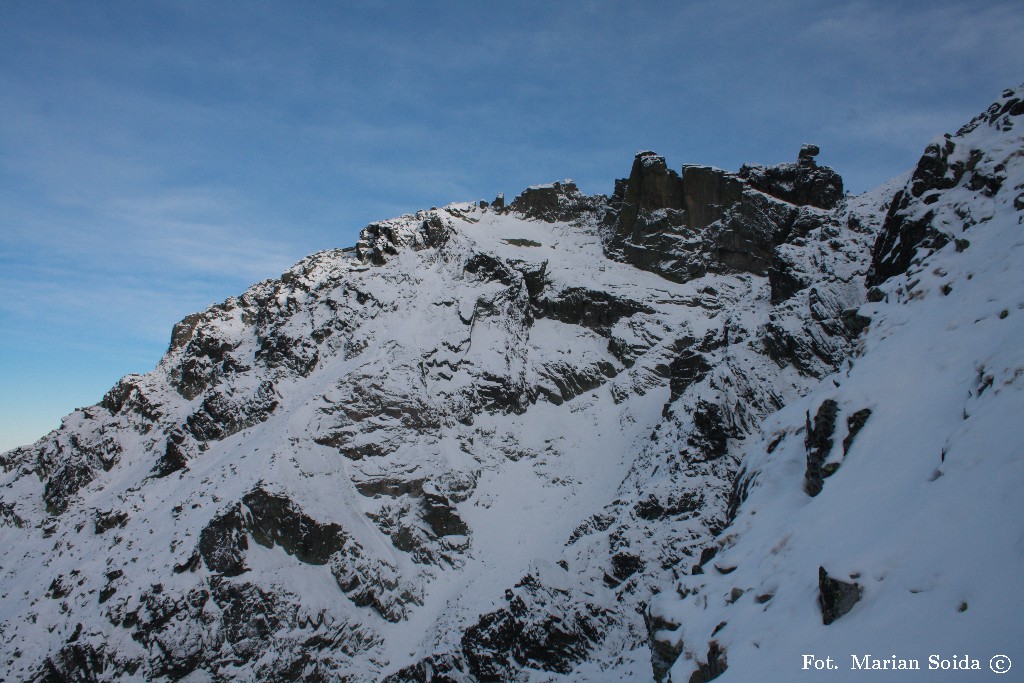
[{"x1": 819, "y1": 566, "x2": 862, "y2": 625}]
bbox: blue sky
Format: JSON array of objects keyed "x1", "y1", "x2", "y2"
[{"x1": 2, "y1": 0, "x2": 1023, "y2": 451}]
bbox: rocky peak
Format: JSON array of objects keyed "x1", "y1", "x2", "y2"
[
  {"x1": 609, "y1": 152, "x2": 748, "y2": 237},
  {"x1": 798, "y1": 143, "x2": 820, "y2": 166},
  {"x1": 615, "y1": 151, "x2": 688, "y2": 233},
  {"x1": 868, "y1": 83, "x2": 1023, "y2": 286},
  {"x1": 604, "y1": 148, "x2": 844, "y2": 283},
  {"x1": 738, "y1": 144, "x2": 844, "y2": 209},
  {"x1": 355, "y1": 211, "x2": 453, "y2": 265},
  {"x1": 508, "y1": 179, "x2": 601, "y2": 223}
]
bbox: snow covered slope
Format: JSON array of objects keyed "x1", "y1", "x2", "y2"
[
  {"x1": 0, "y1": 86, "x2": 1020, "y2": 682},
  {"x1": 654, "y1": 85, "x2": 1024, "y2": 682}
]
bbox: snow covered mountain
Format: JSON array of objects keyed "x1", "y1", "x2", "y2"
[
  {"x1": 1, "y1": 85, "x2": 1021, "y2": 682},
  {"x1": 651, "y1": 85, "x2": 1024, "y2": 682}
]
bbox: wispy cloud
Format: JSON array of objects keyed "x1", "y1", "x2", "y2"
[{"x1": 2, "y1": 0, "x2": 1024, "y2": 452}]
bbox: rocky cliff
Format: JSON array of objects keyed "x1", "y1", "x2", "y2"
[{"x1": 1, "y1": 85, "x2": 1021, "y2": 682}]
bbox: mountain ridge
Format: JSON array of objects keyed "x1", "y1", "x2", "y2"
[{"x1": 1, "y1": 85, "x2": 1021, "y2": 682}]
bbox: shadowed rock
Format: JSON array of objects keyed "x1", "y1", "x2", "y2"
[
  {"x1": 509, "y1": 180, "x2": 602, "y2": 223},
  {"x1": 868, "y1": 89, "x2": 1022, "y2": 286},
  {"x1": 198, "y1": 488, "x2": 349, "y2": 575},
  {"x1": 804, "y1": 399, "x2": 838, "y2": 496},
  {"x1": 819, "y1": 566, "x2": 862, "y2": 625},
  {"x1": 739, "y1": 145, "x2": 844, "y2": 210}
]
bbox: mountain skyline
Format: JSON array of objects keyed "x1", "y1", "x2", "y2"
[{"x1": 4, "y1": 1, "x2": 1024, "y2": 451}]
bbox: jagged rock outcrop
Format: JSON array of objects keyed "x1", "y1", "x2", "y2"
[
  {"x1": 508, "y1": 180, "x2": 603, "y2": 223},
  {"x1": 803, "y1": 398, "x2": 838, "y2": 496},
  {"x1": 357, "y1": 213, "x2": 453, "y2": 265},
  {"x1": 459, "y1": 568, "x2": 612, "y2": 681},
  {"x1": 603, "y1": 147, "x2": 845, "y2": 283},
  {"x1": 868, "y1": 86, "x2": 1023, "y2": 286},
  {"x1": 602, "y1": 152, "x2": 730, "y2": 282},
  {"x1": 739, "y1": 144, "x2": 844, "y2": 210},
  {"x1": 382, "y1": 654, "x2": 471, "y2": 683}
]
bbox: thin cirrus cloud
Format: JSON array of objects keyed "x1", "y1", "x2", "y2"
[{"x1": 2, "y1": 0, "x2": 1024, "y2": 452}]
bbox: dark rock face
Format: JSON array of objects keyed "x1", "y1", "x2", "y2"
[
  {"x1": 843, "y1": 408, "x2": 872, "y2": 454},
  {"x1": 804, "y1": 399, "x2": 838, "y2": 497},
  {"x1": 153, "y1": 429, "x2": 192, "y2": 477},
  {"x1": 646, "y1": 611, "x2": 682, "y2": 682},
  {"x1": 98, "y1": 576, "x2": 367, "y2": 681},
  {"x1": 382, "y1": 654, "x2": 471, "y2": 683},
  {"x1": 604, "y1": 150, "x2": 842, "y2": 284},
  {"x1": 533, "y1": 287, "x2": 653, "y2": 334},
  {"x1": 616, "y1": 152, "x2": 688, "y2": 238},
  {"x1": 40, "y1": 642, "x2": 127, "y2": 682},
  {"x1": 739, "y1": 145, "x2": 844, "y2": 210},
  {"x1": 38, "y1": 432, "x2": 123, "y2": 514},
  {"x1": 330, "y1": 541, "x2": 421, "y2": 622},
  {"x1": 868, "y1": 88, "x2": 1022, "y2": 286},
  {"x1": 714, "y1": 188, "x2": 797, "y2": 275},
  {"x1": 531, "y1": 359, "x2": 617, "y2": 406},
  {"x1": 840, "y1": 308, "x2": 871, "y2": 336},
  {"x1": 609, "y1": 551, "x2": 645, "y2": 584},
  {"x1": 762, "y1": 274, "x2": 867, "y2": 380},
  {"x1": 195, "y1": 488, "x2": 423, "y2": 625},
  {"x1": 604, "y1": 153, "x2": 737, "y2": 283},
  {"x1": 686, "y1": 641, "x2": 728, "y2": 682},
  {"x1": 509, "y1": 180, "x2": 602, "y2": 223},
  {"x1": 768, "y1": 244, "x2": 812, "y2": 304},
  {"x1": 464, "y1": 252, "x2": 516, "y2": 287},
  {"x1": 185, "y1": 380, "x2": 278, "y2": 442},
  {"x1": 687, "y1": 400, "x2": 733, "y2": 460},
  {"x1": 102, "y1": 376, "x2": 162, "y2": 423},
  {"x1": 357, "y1": 214, "x2": 452, "y2": 265},
  {"x1": 198, "y1": 506, "x2": 249, "y2": 576},
  {"x1": 461, "y1": 573, "x2": 609, "y2": 682},
  {"x1": 313, "y1": 365, "x2": 445, "y2": 460},
  {"x1": 210, "y1": 581, "x2": 287, "y2": 664},
  {"x1": 256, "y1": 328, "x2": 320, "y2": 376},
  {"x1": 0, "y1": 499, "x2": 26, "y2": 528},
  {"x1": 680, "y1": 165, "x2": 746, "y2": 231},
  {"x1": 867, "y1": 166, "x2": 954, "y2": 287},
  {"x1": 169, "y1": 317, "x2": 242, "y2": 401},
  {"x1": 725, "y1": 467, "x2": 754, "y2": 527},
  {"x1": 125, "y1": 585, "x2": 216, "y2": 679},
  {"x1": 168, "y1": 312, "x2": 206, "y2": 354},
  {"x1": 94, "y1": 508, "x2": 129, "y2": 534},
  {"x1": 818, "y1": 566, "x2": 862, "y2": 625},
  {"x1": 611, "y1": 153, "x2": 747, "y2": 240},
  {"x1": 667, "y1": 347, "x2": 712, "y2": 403},
  {"x1": 421, "y1": 491, "x2": 469, "y2": 537},
  {"x1": 244, "y1": 489, "x2": 349, "y2": 564},
  {"x1": 199, "y1": 488, "x2": 349, "y2": 576}
]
